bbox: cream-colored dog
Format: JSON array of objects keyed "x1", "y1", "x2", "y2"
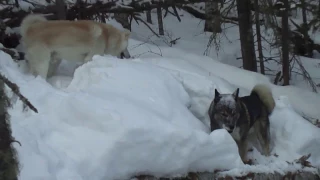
[{"x1": 20, "y1": 14, "x2": 130, "y2": 79}]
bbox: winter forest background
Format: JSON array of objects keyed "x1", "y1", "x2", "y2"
[{"x1": 0, "y1": 0, "x2": 320, "y2": 180}]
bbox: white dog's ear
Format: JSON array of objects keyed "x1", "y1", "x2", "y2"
[{"x1": 123, "y1": 29, "x2": 131, "y2": 40}]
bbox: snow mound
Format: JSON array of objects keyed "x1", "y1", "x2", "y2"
[{"x1": 2, "y1": 52, "x2": 243, "y2": 180}]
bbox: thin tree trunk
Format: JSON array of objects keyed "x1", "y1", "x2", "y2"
[
  {"x1": 157, "y1": 7, "x2": 164, "y2": 35},
  {"x1": 236, "y1": 0, "x2": 257, "y2": 72},
  {"x1": 254, "y1": 0, "x2": 265, "y2": 74},
  {"x1": 281, "y1": 0, "x2": 290, "y2": 85},
  {"x1": 204, "y1": 1, "x2": 221, "y2": 33},
  {"x1": 300, "y1": 0, "x2": 312, "y2": 57},
  {"x1": 146, "y1": 10, "x2": 152, "y2": 24}
]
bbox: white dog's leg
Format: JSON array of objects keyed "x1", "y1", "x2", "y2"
[
  {"x1": 26, "y1": 46, "x2": 51, "y2": 80},
  {"x1": 83, "y1": 52, "x2": 93, "y2": 63},
  {"x1": 47, "y1": 53, "x2": 62, "y2": 78}
]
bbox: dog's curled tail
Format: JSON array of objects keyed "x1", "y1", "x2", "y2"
[
  {"x1": 20, "y1": 14, "x2": 47, "y2": 37},
  {"x1": 251, "y1": 84, "x2": 275, "y2": 114}
]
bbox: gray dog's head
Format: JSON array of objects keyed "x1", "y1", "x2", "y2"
[{"x1": 212, "y1": 88, "x2": 241, "y2": 133}]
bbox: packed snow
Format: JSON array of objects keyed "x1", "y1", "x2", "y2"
[{"x1": 1, "y1": 4, "x2": 320, "y2": 180}]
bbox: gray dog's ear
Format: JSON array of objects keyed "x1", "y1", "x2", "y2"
[
  {"x1": 214, "y1": 89, "x2": 220, "y2": 98},
  {"x1": 214, "y1": 89, "x2": 221, "y2": 103},
  {"x1": 232, "y1": 88, "x2": 239, "y2": 100}
]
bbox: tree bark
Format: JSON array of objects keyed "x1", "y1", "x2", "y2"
[
  {"x1": 281, "y1": 0, "x2": 290, "y2": 85},
  {"x1": 157, "y1": 7, "x2": 164, "y2": 35},
  {"x1": 254, "y1": 0, "x2": 265, "y2": 74},
  {"x1": 236, "y1": 0, "x2": 257, "y2": 72},
  {"x1": 204, "y1": 0, "x2": 222, "y2": 33}
]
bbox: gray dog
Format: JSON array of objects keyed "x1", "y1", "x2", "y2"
[{"x1": 208, "y1": 84, "x2": 275, "y2": 163}]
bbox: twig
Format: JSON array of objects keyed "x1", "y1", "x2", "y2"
[
  {"x1": 10, "y1": 139, "x2": 21, "y2": 146},
  {"x1": 172, "y1": 6, "x2": 181, "y2": 22},
  {"x1": 133, "y1": 16, "x2": 160, "y2": 38}
]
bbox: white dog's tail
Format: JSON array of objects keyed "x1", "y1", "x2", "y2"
[
  {"x1": 20, "y1": 14, "x2": 47, "y2": 37},
  {"x1": 251, "y1": 84, "x2": 276, "y2": 114}
]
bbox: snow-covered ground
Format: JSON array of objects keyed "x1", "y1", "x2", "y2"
[
  {"x1": 1, "y1": 36, "x2": 319, "y2": 179},
  {"x1": 0, "y1": 4, "x2": 320, "y2": 180}
]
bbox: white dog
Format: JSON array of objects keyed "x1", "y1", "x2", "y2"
[{"x1": 20, "y1": 14, "x2": 130, "y2": 79}]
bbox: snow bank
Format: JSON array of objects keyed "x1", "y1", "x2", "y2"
[
  {"x1": 1, "y1": 52, "x2": 243, "y2": 180},
  {"x1": 129, "y1": 39, "x2": 320, "y2": 124}
]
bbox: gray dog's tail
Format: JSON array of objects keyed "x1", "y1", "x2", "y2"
[
  {"x1": 20, "y1": 14, "x2": 47, "y2": 38},
  {"x1": 251, "y1": 84, "x2": 275, "y2": 114}
]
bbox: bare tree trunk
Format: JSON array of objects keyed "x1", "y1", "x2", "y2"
[
  {"x1": 236, "y1": 0, "x2": 257, "y2": 72},
  {"x1": 281, "y1": 0, "x2": 290, "y2": 85},
  {"x1": 157, "y1": 7, "x2": 164, "y2": 35},
  {"x1": 254, "y1": 0, "x2": 265, "y2": 74},
  {"x1": 300, "y1": 0, "x2": 312, "y2": 57},
  {"x1": 56, "y1": 0, "x2": 66, "y2": 20},
  {"x1": 204, "y1": 1, "x2": 222, "y2": 33},
  {"x1": 146, "y1": 10, "x2": 152, "y2": 24}
]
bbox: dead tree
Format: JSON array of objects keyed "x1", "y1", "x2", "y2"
[
  {"x1": 204, "y1": 0, "x2": 222, "y2": 33},
  {"x1": 157, "y1": 7, "x2": 164, "y2": 35},
  {"x1": 281, "y1": 0, "x2": 290, "y2": 85},
  {"x1": 236, "y1": 0, "x2": 257, "y2": 72}
]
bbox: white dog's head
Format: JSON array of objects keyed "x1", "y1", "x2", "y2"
[{"x1": 119, "y1": 29, "x2": 130, "y2": 52}]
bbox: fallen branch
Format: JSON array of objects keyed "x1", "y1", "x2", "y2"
[
  {"x1": 0, "y1": 74, "x2": 38, "y2": 113},
  {"x1": 170, "y1": 37, "x2": 181, "y2": 45},
  {"x1": 295, "y1": 154, "x2": 314, "y2": 168}
]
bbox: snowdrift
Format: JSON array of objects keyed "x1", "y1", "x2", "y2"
[{"x1": 0, "y1": 40, "x2": 319, "y2": 180}]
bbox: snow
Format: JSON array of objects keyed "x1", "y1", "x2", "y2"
[{"x1": 1, "y1": 4, "x2": 320, "y2": 180}]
